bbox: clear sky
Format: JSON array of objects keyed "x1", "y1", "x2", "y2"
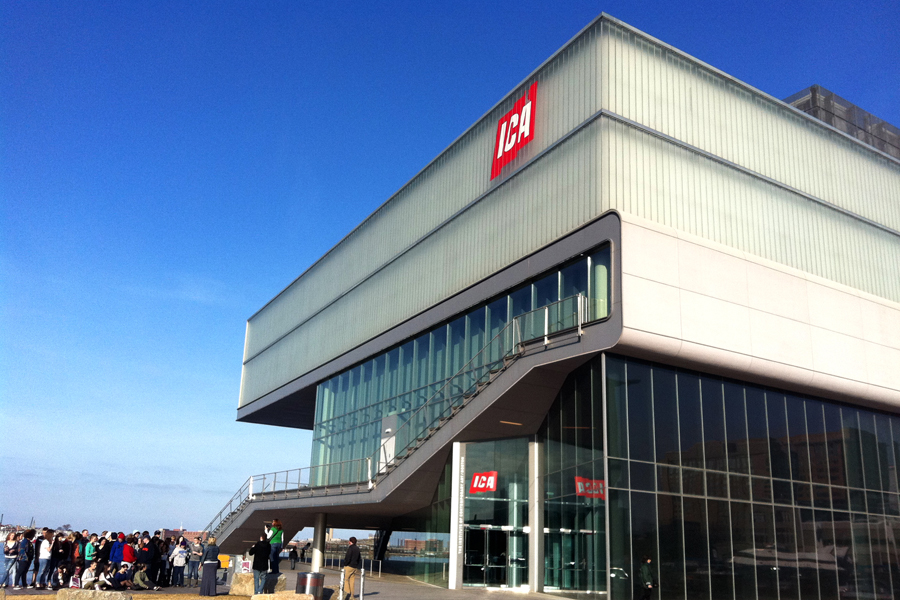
[{"x1": 2, "y1": 0, "x2": 898, "y2": 534}]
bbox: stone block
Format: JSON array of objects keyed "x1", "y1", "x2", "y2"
[
  {"x1": 57, "y1": 590, "x2": 132, "y2": 600},
  {"x1": 251, "y1": 594, "x2": 312, "y2": 600},
  {"x1": 230, "y1": 572, "x2": 286, "y2": 595},
  {"x1": 229, "y1": 572, "x2": 255, "y2": 596}
]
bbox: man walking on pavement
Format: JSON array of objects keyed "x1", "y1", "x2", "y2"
[{"x1": 342, "y1": 537, "x2": 361, "y2": 600}]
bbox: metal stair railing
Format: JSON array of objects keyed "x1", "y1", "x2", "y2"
[{"x1": 204, "y1": 294, "x2": 586, "y2": 537}]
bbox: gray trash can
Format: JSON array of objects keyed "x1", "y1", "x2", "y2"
[{"x1": 296, "y1": 572, "x2": 325, "y2": 599}]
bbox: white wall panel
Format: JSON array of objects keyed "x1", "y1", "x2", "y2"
[{"x1": 600, "y1": 18, "x2": 900, "y2": 232}]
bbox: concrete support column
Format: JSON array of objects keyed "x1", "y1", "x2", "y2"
[
  {"x1": 448, "y1": 442, "x2": 465, "y2": 590},
  {"x1": 528, "y1": 436, "x2": 544, "y2": 593},
  {"x1": 311, "y1": 512, "x2": 327, "y2": 573}
]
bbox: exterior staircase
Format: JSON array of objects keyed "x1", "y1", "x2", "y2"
[{"x1": 205, "y1": 294, "x2": 587, "y2": 539}]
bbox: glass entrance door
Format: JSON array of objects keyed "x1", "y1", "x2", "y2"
[{"x1": 463, "y1": 527, "x2": 528, "y2": 587}]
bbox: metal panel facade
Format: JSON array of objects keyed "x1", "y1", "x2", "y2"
[{"x1": 239, "y1": 15, "x2": 900, "y2": 409}]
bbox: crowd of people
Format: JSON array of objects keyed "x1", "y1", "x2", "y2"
[{"x1": 0, "y1": 528, "x2": 221, "y2": 595}]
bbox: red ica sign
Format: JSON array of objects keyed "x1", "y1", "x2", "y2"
[
  {"x1": 574, "y1": 476, "x2": 606, "y2": 499},
  {"x1": 469, "y1": 471, "x2": 498, "y2": 494},
  {"x1": 490, "y1": 82, "x2": 537, "y2": 180}
]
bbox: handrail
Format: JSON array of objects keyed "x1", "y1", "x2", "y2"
[{"x1": 205, "y1": 294, "x2": 586, "y2": 536}]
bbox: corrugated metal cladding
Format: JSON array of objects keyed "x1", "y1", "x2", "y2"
[{"x1": 239, "y1": 14, "x2": 900, "y2": 409}]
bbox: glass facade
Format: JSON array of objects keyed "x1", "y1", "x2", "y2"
[
  {"x1": 386, "y1": 455, "x2": 452, "y2": 587},
  {"x1": 311, "y1": 245, "x2": 611, "y2": 477},
  {"x1": 537, "y1": 354, "x2": 900, "y2": 599},
  {"x1": 541, "y1": 356, "x2": 607, "y2": 595},
  {"x1": 463, "y1": 438, "x2": 530, "y2": 588},
  {"x1": 604, "y1": 354, "x2": 900, "y2": 600}
]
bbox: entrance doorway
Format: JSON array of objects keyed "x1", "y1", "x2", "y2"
[{"x1": 462, "y1": 527, "x2": 527, "y2": 587}]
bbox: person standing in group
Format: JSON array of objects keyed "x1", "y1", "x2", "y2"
[
  {"x1": 639, "y1": 555, "x2": 655, "y2": 600},
  {"x1": 187, "y1": 536, "x2": 203, "y2": 587},
  {"x1": 342, "y1": 536, "x2": 361, "y2": 600},
  {"x1": 1, "y1": 532, "x2": 18, "y2": 588},
  {"x1": 36, "y1": 530, "x2": 53, "y2": 589},
  {"x1": 264, "y1": 519, "x2": 284, "y2": 575},
  {"x1": 14, "y1": 531, "x2": 35, "y2": 589},
  {"x1": 83, "y1": 534, "x2": 98, "y2": 566},
  {"x1": 199, "y1": 536, "x2": 220, "y2": 597},
  {"x1": 170, "y1": 540, "x2": 189, "y2": 587},
  {"x1": 248, "y1": 534, "x2": 270, "y2": 595}
]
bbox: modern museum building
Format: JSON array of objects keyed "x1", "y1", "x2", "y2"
[{"x1": 208, "y1": 13, "x2": 900, "y2": 600}]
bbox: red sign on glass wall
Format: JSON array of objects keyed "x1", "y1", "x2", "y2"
[
  {"x1": 490, "y1": 82, "x2": 537, "y2": 180},
  {"x1": 469, "y1": 471, "x2": 498, "y2": 494},
  {"x1": 574, "y1": 476, "x2": 606, "y2": 499}
]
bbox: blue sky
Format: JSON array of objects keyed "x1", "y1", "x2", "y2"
[{"x1": 2, "y1": 0, "x2": 898, "y2": 534}]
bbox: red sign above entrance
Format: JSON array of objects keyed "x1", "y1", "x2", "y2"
[
  {"x1": 469, "y1": 471, "x2": 498, "y2": 494},
  {"x1": 491, "y1": 82, "x2": 537, "y2": 180},
  {"x1": 574, "y1": 476, "x2": 606, "y2": 499}
]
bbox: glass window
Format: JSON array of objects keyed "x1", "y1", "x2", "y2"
[
  {"x1": 532, "y1": 272, "x2": 558, "y2": 309},
  {"x1": 678, "y1": 373, "x2": 704, "y2": 469},
  {"x1": 745, "y1": 387, "x2": 771, "y2": 477},
  {"x1": 683, "y1": 497, "x2": 710, "y2": 600},
  {"x1": 657, "y1": 495, "x2": 686, "y2": 600},
  {"x1": 588, "y1": 246, "x2": 610, "y2": 321},
  {"x1": 806, "y1": 400, "x2": 830, "y2": 484},
  {"x1": 730, "y1": 502, "x2": 756, "y2": 600},
  {"x1": 767, "y1": 392, "x2": 791, "y2": 480},
  {"x1": 707, "y1": 499, "x2": 734, "y2": 600},
  {"x1": 559, "y1": 259, "x2": 588, "y2": 299},
  {"x1": 654, "y1": 366, "x2": 680, "y2": 465},
  {"x1": 606, "y1": 356, "x2": 628, "y2": 459},
  {"x1": 627, "y1": 362, "x2": 654, "y2": 463},
  {"x1": 608, "y1": 489, "x2": 632, "y2": 599},
  {"x1": 842, "y1": 408, "x2": 865, "y2": 489},
  {"x1": 701, "y1": 377, "x2": 726, "y2": 472},
  {"x1": 724, "y1": 382, "x2": 749, "y2": 474},
  {"x1": 753, "y1": 504, "x2": 778, "y2": 600},
  {"x1": 785, "y1": 395, "x2": 811, "y2": 481}
]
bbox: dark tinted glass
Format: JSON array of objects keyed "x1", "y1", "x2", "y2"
[
  {"x1": 627, "y1": 362, "x2": 654, "y2": 462},
  {"x1": 752, "y1": 477, "x2": 772, "y2": 502},
  {"x1": 683, "y1": 497, "x2": 709, "y2": 600},
  {"x1": 793, "y1": 482, "x2": 812, "y2": 507},
  {"x1": 773, "y1": 479, "x2": 793, "y2": 504},
  {"x1": 823, "y1": 405, "x2": 847, "y2": 486},
  {"x1": 875, "y1": 415, "x2": 896, "y2": 493},
  {"x1": 805, "y1": 400, "x2": 830, "y2": 484},
  {"x1": 774, "y1": 506, "x2": 800, "y2": 600},
  {"x1": 849, "y1": 489, "x2": 867, "y2": 512},
  {"x1": 654, "y1": 367, "x2": 680, "y2": 465},
  {"x1": 706, "y1": 472, "x2": 728, "y2": 498},
  {"x1": 753, "y1": 504, "x2": 778, "y2": 600},
  {"x1": 812, "y1": 484, "x2": 831, "y2": 509},
  {"x1": 608, "y1": 458, "x2": 629, "y2": 489},
  {"x1": 857, "y1": 412, "x2": 882, "y2": 490},
  {"x1": 730, "y1": 502, "x2": 756, "y2": 600},
  {"x1": 532, "y1": 273, "x2": 558, "y2": 309},
  {"x1": 724, "y1": 382, "x2": 749, "y2": 474},
  {"x1": 729, "y1": 475, "x2": 750, "y2": 501},
  {"x1": 630, "y1": 492, "x2": 657, "y2": 579},
  {"x1": 831, "y1": 487, "x2": 849, "y2": 511},
  {"x1": 842, "y1": 408, "x2": 864, "y2": 488},
  {"x1": 678, "y1": 373, "x2": 704, "y2": 469},
  {"x1": 707, "y1": 499, "x2": 734, "y2": 600},
  {"x1": 657, "y1": 495, "x2": 686, "y2": 600},
  {"x1": 631, "y1": 461, "x2": 656, "y2": 492},
  {"x1": 658, "y1": 466, "x2": 681, "y2": 494},
  {"x1": 682, "y1": 468, "x2": 704, "y2": 496},
  {"x1": 785, "y1": 395, "x2": 811, "y2": 481},
  {"x1": 606, "y1": 356, "x2": 627, "y2": 458},
  {"x1": 745, "y1": 387, "x2": 771, "y2": 477},
  {"x1": 767, "y1": 392, "x2": 791, "y2": 480},
  {"x1": 608, "y1": 489, "x2": 631, "y2": 599},
  {"x1": 701, "y1": 377, "x2": 726, "y2": 471},
  {"x1": 814, "y1": 510, "x2": 840, "y2": 600}
]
